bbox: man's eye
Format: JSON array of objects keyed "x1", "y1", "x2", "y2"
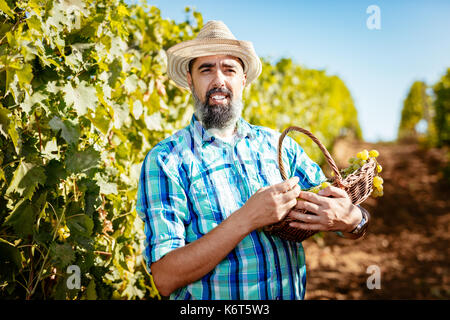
[
  {"x1": 227, "y1": 69, "x2": 236, "y2": 73},
  {"x1": 200, "y1": 68, "x2": 210, "y2": 73}
]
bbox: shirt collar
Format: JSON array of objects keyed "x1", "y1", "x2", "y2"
[{"x1": 190, "y1": 113, "x2": 255, "y2": 147}]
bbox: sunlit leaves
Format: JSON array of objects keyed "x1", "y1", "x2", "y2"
[
  {"x1": 62, "y1": 80, "x2": 98, "y2": 116},
  {"x1": 0, "y1": 105, "x2": 10, "y2": 137},
  {"x1": 0, "y1": 0, "x2": 201, "y2": 300},
  {"x1": 95, "y1": 172, "x2": 118, "y2": 195},
  {"x1": 49, "y1": 116, "x2": 81, "y2": 145},
  {"x1": 0, "y1": 0, "x2": 15, "y2": 19},
  {"x1": 21, "y1": 91, "x2": 48, "y2": 114},
  {"x1": 65, "y1": 146, "x2": 100, "y2": 175},
  {"x1": 111, "y1": 101, "x2": 130, "y2": 129},
  {"x1": 5, "y1": 160, "x2": 46, "y2": 200},
  {"x1": 42, "y1": 137, "x2": 59, "y2": 160},
  {"x1": 123, "y1": 74, "x2": 139, "y2": 95}
]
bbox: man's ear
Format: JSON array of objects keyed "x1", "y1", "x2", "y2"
[
  {"x1": 243, "y1": 73, "x2": 247, "y2": 87},
  {"x1": 187, "y1": 71, "x2": 192, "y2": 88}
]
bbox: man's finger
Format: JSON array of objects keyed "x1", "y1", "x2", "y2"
[
  {"x1": 280, "y1": 184, "x2": 301, "y2": 202},
  {"x1": 289, "y1": 221, "x2": 323, "y2": 231},
  {"x1": 289, "y1": 210, "x2": 321, "y2": 223},
  {"x1": 317, "y1": 185, "x2": 348, "y2": 198},
  {"x1": 297, "y1": 190, "x2": 327, "y2": 205},
  {"x1": 273, "y1": 176, "x2": 299, "y2": 194},
  {"x1": 282, "y1": 198, "x2": 298, "y2": 212},
  {"x1": 295, "y1": 198, "x2": 321, "y2": 214}
]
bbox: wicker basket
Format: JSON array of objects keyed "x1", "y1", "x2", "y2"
[{"x1": 264, "y1": 126, "x2": 377, "y2": 242}]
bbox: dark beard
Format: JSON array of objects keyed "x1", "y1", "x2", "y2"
[{"x1": 192, "y1": 87, "x2": 242, "y2": 130}]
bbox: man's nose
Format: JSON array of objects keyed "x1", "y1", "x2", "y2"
[{"x1": 211, "y1": 69, "x2": 227, "y2": 88}]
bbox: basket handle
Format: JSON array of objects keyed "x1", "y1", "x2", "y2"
[{"x1": 278, "y1": 126, "x2": 344, "y2": 188}]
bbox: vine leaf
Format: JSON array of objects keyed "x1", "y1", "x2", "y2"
[
  {"x1": 65, "y1": 146, "x2": 100, "y2": 174},
  {"x1": 0, "y1": 104, "x2": 10, "y2": 137},
  {"x1": 0, "y1": 0, "x2": 15, "y2": 19},
  {"x1": 42, "y1": 137, "x2": 59, "y2": 160},
  {"x1": 49, "y1": 116, "x2": 81, "y2": 145},
  {"x1": 123, "y1": 74, "x2": 139, "y2": 94},
  {"x1": 62, "y1": 80, "x2": 98, "y2": 116},
  {"x1": 5, "y1": 160, "x2": 46, "y2": 200},
  {"x1": 44, "y1": 159, "x2": 67, "y2": 187},
  {"x1": 0, "y1": 238, "x2": 22, "y2": 278},
  {"x1": 112, "y1": 102, "x2": 129, "y2": 129},
  {"x1": 67, "y1": 214, "x2": 93, "y2": 237},
  {"x1": 85, "y1": 279, "x2": 98, "y2": 300},
  {"x1": 86, "y1": 105, "x2": 111, "y2": 135},
  {"x1": 95, "y1": 172, "x2": 118, "y2": 195},
  {"x1": 3, "y1": 199, "x2": 36, "y2": 237},
  {"x1": 49, "y1": 243, "x2": 75, "y2": 268},
  {"x1": 21, "y1": 91, "x2": 48, "y2": 114}
]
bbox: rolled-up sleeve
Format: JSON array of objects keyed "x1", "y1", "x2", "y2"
[{"x1": 136, "y1": 147, "x2": 189, "y2": 273}]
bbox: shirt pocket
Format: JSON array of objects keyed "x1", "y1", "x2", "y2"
[
  {"x1": 254, "y1": 157, "x2": 284, "y2": 188},
  {"x1": 188, "y1": 179, "x2": 229, "y2": 236}
]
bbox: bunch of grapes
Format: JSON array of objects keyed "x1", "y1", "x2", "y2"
[
  {"x1": 343, "y1": 149, "x2": 384, "y2": 198},
  {"x1": 302, "y1": 149, "x2": 384, "y2": 198}
]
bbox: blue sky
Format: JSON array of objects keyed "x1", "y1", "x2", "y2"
[{"x1": 136, "y1": 0, "x2": 450, "y2": 142}]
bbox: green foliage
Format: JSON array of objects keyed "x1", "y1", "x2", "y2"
[
  {"x1": 433, "y1": 68, "x2": 450, "y2": 147},
  {"x1": 0, "y1": 0, "x2": 362, "y2": 299},
  {"x1": 243, "y1": 58, "x2": 362, "y2": 163},
  {"x1": 0, "y1": 0, "x2": 201, "y2": 299},
  {"x1": 397, "y1": 81, "x2": 433, "y2": 141},
  {"x1": 397, "y1": 69, "x2": 450, "y2": 148}
]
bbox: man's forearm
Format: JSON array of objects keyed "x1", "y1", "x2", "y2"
[{"x1": 151, "y1": 208, "x2": 252, "y2": 297}]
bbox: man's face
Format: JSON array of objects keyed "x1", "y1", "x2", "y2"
[{"x1": 187, "y1": 55, "x2": 247, "y2": 130}]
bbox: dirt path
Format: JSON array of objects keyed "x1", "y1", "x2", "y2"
[{"x1": 302, "y1": 140, "x2": 450, "y2": 299}]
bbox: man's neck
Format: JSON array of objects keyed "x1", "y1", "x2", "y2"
[{"x1": 208, "y1": 125, "x2": 237, "y2": 140}]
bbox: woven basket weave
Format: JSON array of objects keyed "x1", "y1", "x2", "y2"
[{"x1": 264, "y1": 126, "x2": 377, "y2": 242}]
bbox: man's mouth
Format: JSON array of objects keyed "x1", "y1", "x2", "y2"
[
  {"x1": 206, "y1": 88, "x2": 232, "y2": 105},
  {"x1": 210, "y1": 93, "x2": 228, "y2": 103}
]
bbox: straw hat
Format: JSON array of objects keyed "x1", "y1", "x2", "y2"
[{"x1": 166, "y1": 20, "x2": 262, "y2": 89}]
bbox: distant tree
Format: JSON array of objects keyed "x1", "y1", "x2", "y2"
[
  {"x1": 397, "y1": 81, "x2": 432, "y2": 141},
  {"x1": 433, "y1": 68, "x2": 450, "y2": 147}
]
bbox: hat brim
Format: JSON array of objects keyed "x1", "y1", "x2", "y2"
[{"x1": 167, "y1": 38, "x2": 262, "y2": 90}]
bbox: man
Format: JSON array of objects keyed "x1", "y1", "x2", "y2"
[{"x1": 136, "y1": 21, "x2": 370, "y2": 300}]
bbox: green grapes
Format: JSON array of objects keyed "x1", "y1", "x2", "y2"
[
  {"x1": 299, "y1": 149, "x2": 384, "y2": 198},
  {"x1": 341, "y1": 149, "x2": 384, "y2": 198}
]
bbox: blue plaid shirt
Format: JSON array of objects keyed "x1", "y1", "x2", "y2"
[{"x1": 136, "y1": 114, "x2": 326, "y2": 300}]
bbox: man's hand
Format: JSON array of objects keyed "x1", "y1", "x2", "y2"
[
  {"x1": 239, "y1": 176, "x2": 301, "y2": 231},
  {"x1": 287, "y1": 185, "x2": 362, "y2": 233}
]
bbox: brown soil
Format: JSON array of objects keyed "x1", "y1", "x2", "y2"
[{"x1": 303, "y1": 139, "x2": 450, "y2": 299}]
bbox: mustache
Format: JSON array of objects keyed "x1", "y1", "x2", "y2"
[{"x1": 205, "y1": 87, "x2": 233, "y2": 101}]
